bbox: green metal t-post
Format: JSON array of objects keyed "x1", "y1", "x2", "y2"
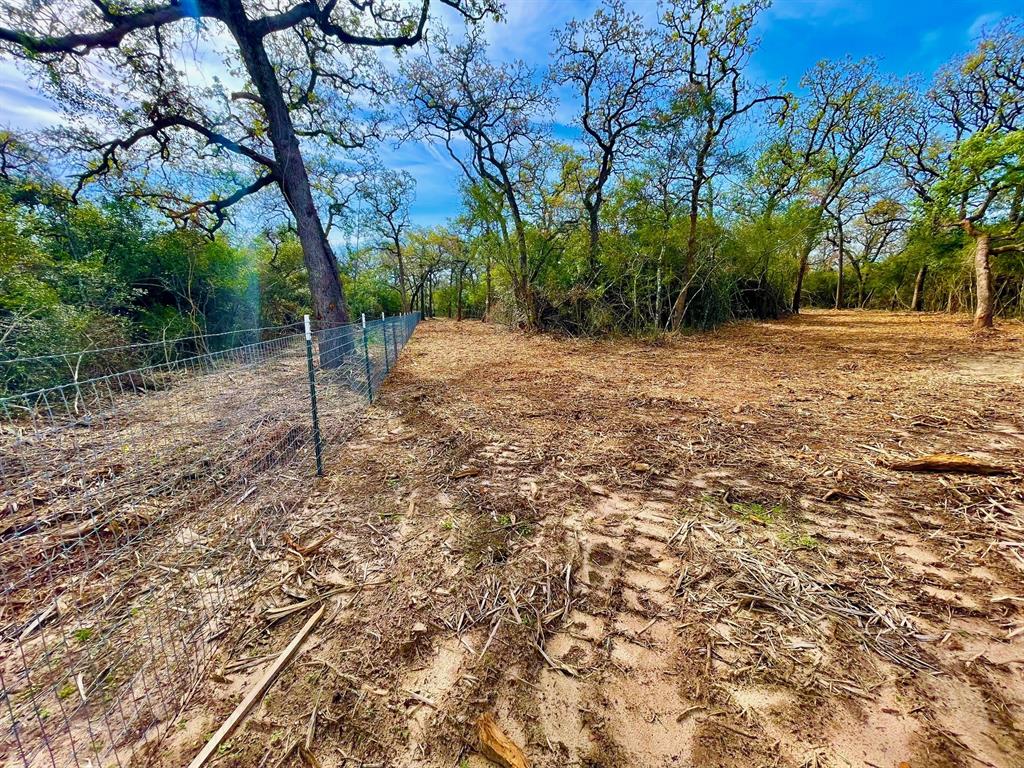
[
  {"x1": 361, "y1": 313, "x2": 373, "y2": 403},
  {"x1": 381, "y1": 311, "x2": 390, "y2": 374},
  {"x1": 303, "y1": 315, "x2": 324, "y2": 477}
]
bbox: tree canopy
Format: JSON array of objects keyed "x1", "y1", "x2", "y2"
[{"x1": 1, "y1": 2, "x2": 1022, "y2": 351}]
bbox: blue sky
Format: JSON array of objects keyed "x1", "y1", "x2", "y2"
[{"x1": 0, "y1": 0, "x2": 1018, "y2": 233}]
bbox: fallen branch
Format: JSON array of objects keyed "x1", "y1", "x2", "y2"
[
  {"x1": 886, "y1": 454, "x2": 1012, "y2": 476},
  {"x1": 188, "y1": 605, "x2": 326, "y2": 768},
  {"x1": 265, "y1": 587, "x2": 349, "y2": 621}
]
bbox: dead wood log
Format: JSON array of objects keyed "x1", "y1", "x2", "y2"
[{"x1": 886, "y1": 454, "x2": 1012, "y2": 476}]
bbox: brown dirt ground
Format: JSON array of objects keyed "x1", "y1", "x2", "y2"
[{"x1": 162, "y1": 310, "x2": 1024, "y2": 768}]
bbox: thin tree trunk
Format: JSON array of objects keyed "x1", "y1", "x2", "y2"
[
  {"x1": 395, "y1": 237, "x2": 408, "y2": 312},
  {"x1": 655, "y1": 246, "x2": 663, "y2": 331},
  {"x1": 973, "y1": 232, "x2": 993, "y2": 329},
  {"x1": 911, "y1": 265, "x2": 927, "y2": 312},
  {"x1": 669, "y1": 202, "x2": 701, "y2": 331},
  {"x1": 586, "y1": 201, "x2": 600, "y2": 276},
  {"x1": 792, "y1": 211, "x2": 824, "y2": 315},
  {"x1": 669, "y1": 148, "x2": 709, "y2": 332},
  {"x1": 834, "y1": 212, "x2": 844, "y2": 310},
  {"x1": 793, "y1": 249, "x2": 809, "y2": 314},
  {"x1": 485, "y1": 250, "x2": 492, "y2": 319},
  {"x1": 456, "y1": 263, "x2": 465, "y2": 321}
]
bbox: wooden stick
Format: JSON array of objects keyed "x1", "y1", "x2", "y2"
[{"x1": 188, "y1": 605, "x2": 326, "y2": 768}]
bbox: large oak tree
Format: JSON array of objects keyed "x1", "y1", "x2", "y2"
[{"x1": 0, "y1": 0, "x2": 495, "y2": 339}]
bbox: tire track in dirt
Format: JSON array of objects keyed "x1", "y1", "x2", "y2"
[{"x1": 532, "y1": 490, "x2": 703, "y2": 766}]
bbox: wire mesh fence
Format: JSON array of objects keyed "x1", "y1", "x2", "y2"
[
  {"x1": 0, "y1": 311, "x2": 420, "y2": 768},
  {"x1": 0, "y1": 324, "x2": 308, "y2": 401}
]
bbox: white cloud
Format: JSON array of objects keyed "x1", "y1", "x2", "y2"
[
  {"x1": 761, "y1": 0, "x2": 869, "y2": 32},
  {"x1": 967, "y1": 12, "x2": 1002, "y2": 41},
  {"x1": 484, "y1": 0, "x2": 593, "y2": 65},
  {"x1": 0, "y1": 63, "x2": 64, "y2": 130},
  {"x1": 919, "y1": 28, "x2": 942, "y2": 51}
]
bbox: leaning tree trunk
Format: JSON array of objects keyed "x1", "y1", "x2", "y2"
[
  {"x1": 973, "y1": 232, "x2": 994, "y2": 329},
  {"x1": 911, "y1": 264, "x2": 928, "y2": 312},
  {"x1": 792, "y1": 211, "x2": 825, "y2": 314},
  {"x1": 226, "y1": 2, "x2": 349, "y2": 363}
]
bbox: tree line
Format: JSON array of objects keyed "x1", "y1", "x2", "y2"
[
  {"x1": 400, "y1": 1, "x2": 1023, "y2": 332},
  {"x1": 0, "y1": 0, "x2": 1021, "y2": 351}
]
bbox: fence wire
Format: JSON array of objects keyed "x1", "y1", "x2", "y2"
[{"x1": 0, "y1": 311, "x2": 420, "y2": 768}]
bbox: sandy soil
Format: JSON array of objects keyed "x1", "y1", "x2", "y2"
[{"x1": 163, "y1": 310, "x2": 1024, "y2": 768}]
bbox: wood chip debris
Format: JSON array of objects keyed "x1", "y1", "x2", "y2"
[{"x1": 476, "y1": 713, "x2": 530, "y2": 768}]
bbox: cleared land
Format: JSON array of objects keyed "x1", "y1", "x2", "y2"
[{"x1": 161, "y1": 310, "x2": 1024, "y2": 768}]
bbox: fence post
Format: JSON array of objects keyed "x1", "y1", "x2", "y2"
[
  {"x1": 381, "y1": 312, "x2": 390, "y2": 374},
  {"x1": 361, "y1": 313, "x2": 373, "y2": 404},
  {"x1": 303, "y1": 315, "x2": 324, "y2": 477}
]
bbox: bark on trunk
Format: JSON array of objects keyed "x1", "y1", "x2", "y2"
[
  {"x1": 395, "y1": 237, "x2": 408, "y2": 312},
  {"x1": 668, "y1": 199, "x2": 701, "y2": 331},
  {"x1": 586, "y1": 201, "x2": 600, "y2": 276},
  {"x1": 973, "y1": 232, "x2": 993, "y2": 329},
  {"x1": 485, "y1": 250, "x2": 492, "y2": 319},
  {"x1": 792, "y1": 249, "x2": 809, "y2": 314},
  {"x1": 911, "y1": 265, "x2": 927, "y2": 312},
  {"x1": 655, "y1": 246, "x2": 663, "y2": 331},
  {"x1": 792, "y1": 212, "x2": 823, "y2": 315},
  {"x1": 669, "y1": 144, "x2": 712, "y2": 331},
  {"x1": 456, "y1": 263, "x2": 465, "y2": 321},
  {"x1": 505, "y1": 190, "x2": 535, "y2": 328},
  {"x1": 224, "y1": 1, "x2": 349, "y2": 362},
  {"x1": 834, "y1": 214, "x2": 844, "y2": 310}
]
